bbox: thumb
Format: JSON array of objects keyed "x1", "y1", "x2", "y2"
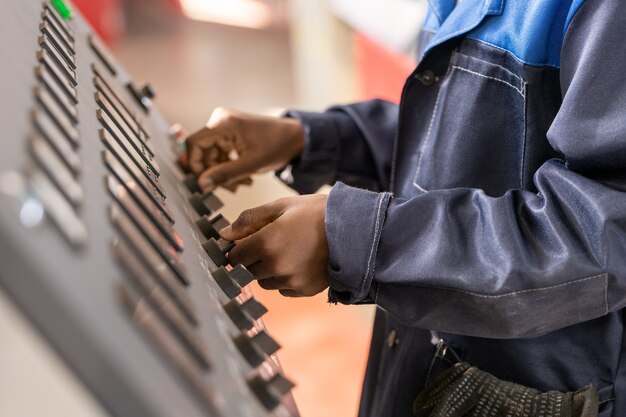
[
  {"x1": 197, "y1": 156, "x2": 257, "y2": 192},
  {"x1": 221, "y1": 199, "x2": 289, "y2": 241}
]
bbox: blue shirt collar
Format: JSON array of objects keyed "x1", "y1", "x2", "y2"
[{"x1": 423, "y1": 0, "x2": 505, "y2": 57}]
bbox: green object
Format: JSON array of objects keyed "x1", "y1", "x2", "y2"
[{"x1": 50, "y1": 0, "x2": 73, "y2": 20}]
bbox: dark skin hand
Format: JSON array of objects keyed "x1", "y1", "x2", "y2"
[
  {"x1": 187, "y1": 108, "x2": 330, "y2": 297},
  {"x1": 221, "y1": 194, "x2": 330, "y2": 297},
  {"x1": 186, "y1": 107, "x2": 306, "y2": 193}
]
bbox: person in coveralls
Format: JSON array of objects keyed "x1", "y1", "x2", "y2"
[{"x1": 186, "y1": 0, "x2": 626, "y2": 416}]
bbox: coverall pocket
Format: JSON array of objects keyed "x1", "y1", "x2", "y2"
[
  {"x1": 423, "y1": 339, "x2": 463, "y2": 387},
  {"x1": 413, "y1": 51, "x2": 527, "y2": 197},
  {"x1": 414, "y1": 361, "x2": 600, "y2": 417},
  {"x1": 596, "y1": 384, "x2": 614, "y2": 417}
]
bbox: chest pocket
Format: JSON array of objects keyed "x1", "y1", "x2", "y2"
[{"x1": 413, "y1": 51, "x2": 527, "y2": 197}]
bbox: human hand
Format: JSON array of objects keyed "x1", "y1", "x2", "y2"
[
  {"x1": 186, "y1": 107, "x2": 305, "y2": 192},
  {"x1": 221, "y1": 194, "x2": 329, "y2": 297}
]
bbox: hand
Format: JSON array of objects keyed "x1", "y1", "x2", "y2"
[
  {"x1": 220, "y1": 194, "x2": 329, "y2": 297},
  {"x1": 186, "y1": 107, "x2": 305, "y2": 192}
]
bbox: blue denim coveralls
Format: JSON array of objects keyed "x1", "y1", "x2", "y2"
[{"x1": 281, "y1": 0, "x2": 626, "y2": 415}]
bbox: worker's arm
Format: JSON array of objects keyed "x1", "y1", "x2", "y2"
[
  {"x1": 185, "y1": 100, "x2": 399, "y2": 193},
  {"x1": 280, "y1": 99, "x2": 398, "y2": 193},
  {"x1": 226, "y1": 0, "x2": 626, "y2": 340},
  {"x1": 321, "y1": 0, "x2": 626, "y2": 338},
  {"x1": 186, "y1": 107, "x2": 306, "y2": 192}
]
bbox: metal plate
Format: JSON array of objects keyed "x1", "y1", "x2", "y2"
[
  {"x1": 40, "y1": 16, "x2": 74, "y2": 54},
  {"x1": 31, "y1": 107, "x2": 81, "y2": 174},
  {"x1": 37, "y1": 40, "x2": 76, "y2": 86},
  {"x1": 240, "y1": 298, "x2": 268, "y2": 321},
  {"x1": 113, "y1": 239, "x2": 210, "y2": 369},
  {"x1": 250, "y1": 331, "x2": 281, "y2": 357},
  {"x1": 138, "y1": 119, "x2": 151, "y2": 142},
  {"x1": 37, "y1": 45, "x2": 78, "y2": 102},
  {"x1": 94, "y1": 85, "x2": 155, "y2": 157},
  {"x1": 42, "y1": 3, "x2": 74, "y2": 41},
  {"x1": 34, "y1": 85, "x2": 79, "y2": 147},
  {"x1": 88, "y1": 34, "x2": 118, "y2": 76},
  {"x1": 35, "y1": 65, "x2": 78, "y2": 123},
  {"x1": 104, "y1": 149, "x2": 174, "y2": 224},
  {"x1": 117, "y1": 283, "x2": 219, "y2": 416},
  {"x1": 110, "y1": 206, "x2": 197, "y2": 322},
  {"x1": 107, "y1": 181, "x2": 187, "y2": 284},
  {"x1": 97, "y1": 110, "x2": 163, "y2": 196},
  {"x1": 35, "y1": 61, "x2": 77, "y2": 104},
  {"x1": 92, "y1": 65, "x2": 139, "y2": 133},
  {"x1": 28, "y1": 169, "x2": 87, "y2": 247},
  {"x1": 97, "y1": 109, "x2": 161, "y2": 179},
  {"x1": 39, "y1": 24, "x2": 75, "y2": 69},
  {"x1": 92, "y1": 64, "x2": 155, "y2": 153},
  {"x1": 93, "y1": 78, "x2": 149, "y2": 150},
  {"x1": 96, "y1": 91, "x2": 157, "y2": 166},
  {"x1": 247, "y1": 373, "x2": 295, "y2": 412},
  {"x1": 0, "y1": 2, "x2": 298, "y2": 416},
  {"x1": 29, "y1": 135, "x2": 83, "y2": 206},
  {"x1": 100, "y1": 133, "x2": 173, "y2": 220},
  {"x1": 106, "y1": 158, "x2": 182, "y2": 250}
]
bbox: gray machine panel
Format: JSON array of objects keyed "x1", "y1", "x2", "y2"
[{"x1": 0, "y1": 2, "x2": 297, "y2": 417}]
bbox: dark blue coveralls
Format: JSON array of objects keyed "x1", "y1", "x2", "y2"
[{"x1": 281, "y1": 0, "x2": 626, "y2": 416}]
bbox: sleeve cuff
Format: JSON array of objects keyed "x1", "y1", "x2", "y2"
[
  {"x1": 325, "y1": 182, "x2": 392, "y2": 304},
  {"x1": 276, "y1": 110, "x2": 349, "y2": 194}
]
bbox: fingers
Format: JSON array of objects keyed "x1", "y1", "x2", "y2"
[
  {"x1": 197, "y1": 156, "x2": 258, "y2": 192},
  {"x1": 187, "y1": 127, "x2": 221, "y2": 174},
  {"x1": 260, "y1": 281, "x2": 314, "y2": 297},
  {"x1": 257, "y1": 277, "x2": 290, "y2": 290},
  {"x1": 246, "y1": 261, "x2": 305, "y2": 293},
  {"x1": 221, "y1": 177, "x2": 253, "y2": 193},
  {"x1": 188, "y1": 135, "x2": 230, "y2": 175},
  {"x1": 202, "y1": 146, "x2": 226, "y2": 169},
  {"x1": 221, "y1": 199, "x2": 289, "y2": 241},
  {"x1": 228, "y1": 236, "x2": 263, "y2": 268},
  {"x1": 279, "y1": 289, "x2": 305, "y2": 298},
  {"x1": 220, "y1": 194, "x2": 329, "y2": 298},
  {"x1": 246, "y1": 261, "x2": 277, "y2": 280},
  {"x1": 186, "y1": 107, "x2": 236, "y2": 175}
]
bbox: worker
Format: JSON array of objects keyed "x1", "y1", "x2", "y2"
[{"x1": 186, "y1": 0, "x2": 625, "y2": 416}]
